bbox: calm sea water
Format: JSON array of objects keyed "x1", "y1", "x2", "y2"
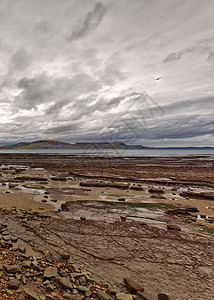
[{"x1": 0, "y1": 148, "x2": 214, "y2": 157}]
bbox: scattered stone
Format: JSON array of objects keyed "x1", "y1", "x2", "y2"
[
  {"x1": 124, "y1": 277, "x2": 144, "y2": 294},
  {"x1": 80, "y1": 216, "x2": 86, "y2": 220}
]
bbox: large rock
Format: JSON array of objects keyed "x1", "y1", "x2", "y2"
[{"x1": 123, "y1": 277, "x2": 144, "y2": 294}]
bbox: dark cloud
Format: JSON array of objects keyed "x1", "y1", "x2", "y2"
[{"x1": 68, "y1": 2, "x2": 107, "y2": 41}]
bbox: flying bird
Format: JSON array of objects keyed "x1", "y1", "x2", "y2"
[{"x1": 155, "y1": 76, "x2": 163, "y2": 81}]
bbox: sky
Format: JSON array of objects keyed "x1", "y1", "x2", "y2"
[{"x1": 0, "y1": 0, "x2": 214, "y2": 147}]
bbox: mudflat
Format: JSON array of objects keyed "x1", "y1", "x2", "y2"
[{"x1": 0, "y1": 153, "x2": 214, "y2": 300}]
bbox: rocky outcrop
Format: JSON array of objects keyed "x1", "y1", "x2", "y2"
[{"x1": 80, "y1": 181, "x2": 129, "y2": 189}]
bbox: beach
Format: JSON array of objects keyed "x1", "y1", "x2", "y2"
[{"x1": 0, "y1": 153, "x2": 214, "y2": 299}]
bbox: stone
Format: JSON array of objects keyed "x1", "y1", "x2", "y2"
[
  {"x1": 10, "y1": 235, "x2": 18, "y2": 242},
  {"x1": 61, "y1": 254, "x2": 70, "y2": 260},
  {"x1": 158, "y1": 294, "x2": 174, "y2": 300},
  {"x1": 69, "y1": 295, "x2": 82, "y2": 300},
  {"x1": 46, "y1": 283, "x2": 55, "y2": 291},
  {"x1": 97, "y1": 289, "x2": 113, "y2": 300},
  {"x1": 108, "y1": 286, "x2": 120, "y2": 294},
  {"x1": 167, "y1": 224, "x2": 181, "y2": 231},
  {"x1": 137, "y1": 291, "x2": 156, "y2": 300},
  {"x1": 116, "y1": 292, "x2": 133, "y2": 300},
  {"x1": 24, "y1": 288, "x2": 40, "y2": 300},
  {"x1": 44, "y1": 266, "x2": 58, "y2": 278},
  {"x1": 18, "y1": 244, "x2": 26, "y2": 253},
  {"x1": 124, "y1": 278, "x2": 144, "y2": 294},
  {"x1": 76, "y1": 286, "x2": 90, "y2": 293},
  {"x1": 4, "y1": 264, "x2": 21, "y2": 273},
  {"x1": 22, "y1": 261, "x2": 32, "y2": 268},
  {"x1": 7, "y1": 279, "x2": 20, "y2": 290},
  {"x1": 0, "y1": 260, "x2": 3, "y2": 270},
  {"x1": 57, "y1": 276, "x2": 73, "y2": 290}
]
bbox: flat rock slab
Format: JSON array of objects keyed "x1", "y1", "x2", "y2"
[{"x1": 44, "y1": 266, "x2": 58, "y2": 278}]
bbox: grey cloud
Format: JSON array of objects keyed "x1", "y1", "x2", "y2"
[
  {"x1": 44, "y1": 123, "x2": 80, "y2": 134},
  {"x1": 164, "y1": 38, "x2": 214, "y2": 63},
  {"x1": 15, "y1": 73, "x2": 53, "y2": 110},
  {"x1": 68, "y1": 2, "x2": 106, "y2": 41},
  {"x1": 9, "y1": 48, "x2": 31, "y2": 71},
  {"x1": 15, "y1": 72, "x2": 101, "y2": 111},
  {"x1": 208, "y1": 51, "x2": 214, "y2": 62},
  {"x1": 163, "y1": 52, "x2": 183, "y2": 63}
]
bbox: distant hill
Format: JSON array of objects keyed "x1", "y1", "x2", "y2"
[{"x1": 0, "y1": 140, "x2": 148, "y2": 150}]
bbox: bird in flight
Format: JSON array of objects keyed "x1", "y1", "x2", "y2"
[{"x1": 155, "y1": 76, "x2": 163, "y2": 81}]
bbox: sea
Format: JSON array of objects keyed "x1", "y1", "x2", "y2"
[{"x1": 0, "y1": 148, "x2": 214, "y2": 157}]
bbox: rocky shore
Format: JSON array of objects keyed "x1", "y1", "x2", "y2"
[{"x1": 0, "y1": 154, "x2": 214, "y2": 299}]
